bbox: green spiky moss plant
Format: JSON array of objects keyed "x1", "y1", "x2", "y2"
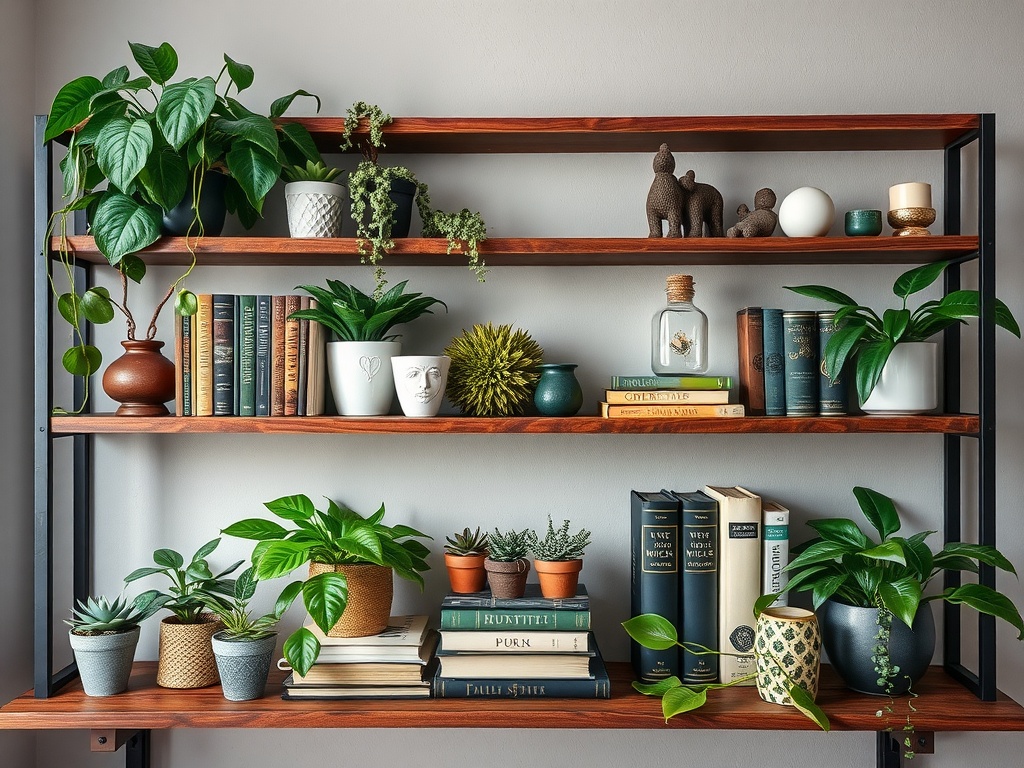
[
  {"x1": 443, "y1": 323, "x2": 544, "y2": 416},
  {"x1": 486, "y1": 528, "x2": 531, "y2": 561}
]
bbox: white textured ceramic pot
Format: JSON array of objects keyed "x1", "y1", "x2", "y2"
[
  {"x1": 327, "y1": 341, "x2": 401, "y2": 415},
  {"x1": 861, "y1": 342, "x2": 938, "y2": 414},
  {"x1": 391, "y1": 355, "x2": 450, "y2": 417},
  {"x1": 285, "y1": 181, "x2": 346, "y2": 238}
]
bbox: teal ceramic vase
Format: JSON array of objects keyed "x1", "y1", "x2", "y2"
[{"x1": 534, "y1": 364, "x2": 583, "y2": 416}]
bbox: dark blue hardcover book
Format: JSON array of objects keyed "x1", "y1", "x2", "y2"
[
  {"x1": 441, "y1": 583, "x2": 589, "y2": 611},
  {"x1": 782, "y1": 310, "x2": 819, "y2": 416},
  {"x1": 762, "y1": 308, "x2": 786, "y2": 416},
  {"x1": 630, "y1": 490, "x2": 679, "y2": 683},
  {"x1": 817, "y1": 311, "x2": 849, "y2": 416},
  {"x1": 212, "y1": 294, "x2": 235, "y2": 416},
  {"x1": 233, "y1": 295, "x2": 241, "y2": 416},
  {"x1": 255, "y1": 294, "x2": 272, "y2": 416}
]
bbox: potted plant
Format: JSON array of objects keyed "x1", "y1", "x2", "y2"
[
  {"x1": 526, "y1": 516, "x2": 592, "y2": 598},
  {"x1": 283, "y1": 160, "x2": 346, "y2": 238},
  {"x1": 222, "y1": 493, "x2": 431, "y2": 676},
  {"x1": 443, "y1": 323, "x2": 545, "y2": 416},
  {"x1": 291, "y1": 279, "x2": 446, "y2": 415},
  {"x1": 201, "y1": 567, "x2": 290, "y2": 701},
  {"x1": 786, "y1": 260, "x2": 1020, "y2": 413},
  {"x1": 443, "y1": 527, "x2": 490, "y2": 594},
  {"x1": 483, "y1": 528, "x2": 532, "y2": 599},
  {"x1": 755, "y1": 486, "x2": 1024, "y2": 696},
  {"x1": 125, "y1": 538, "x2": 242, "y2": 689},
  {"x1": 43, "y1": 40, "x2": 321, "y2": 413},
  {"x1": 65, "y1": 593, "x2": 167, "y2": 696}
]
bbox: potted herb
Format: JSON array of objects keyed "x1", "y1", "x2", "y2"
[
  {"x1": 222, "y1": 493, "x2": 431, "y2": 676},
  {"x1": 125, "y1": 538, "x2": 242, "y2": 689},
  {"x1": 483, "y1": 528, "x2": 532, "y2": 599},
  {"x1": 283, "y1": 160, "x2": 346, "y2": 238},
  {"x1": 292, "y1": 279, "x2": 446, "y2": 415},
  {"x1": 443, "y1": 527, "x2": 490, "y2": 594},
  {"x1": 66, "y1": 593, "x2": 167, "y2": 697},
  {"x1": 43, "y1": 40, "x2": 321, "y2": 413},
  {"x1": 526, "y1": 516, "x2": 592, "y2": 598},
  {"x1": 786, "y1": 260, "x2": 1020, "y2": 413},
  {"x1": 755, "y1": 486, "x2": 1024, "y2": 695}
]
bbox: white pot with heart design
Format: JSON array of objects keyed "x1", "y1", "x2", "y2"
[{"x1": 326, "y1": 341, "x2": 401, "y2": 415}]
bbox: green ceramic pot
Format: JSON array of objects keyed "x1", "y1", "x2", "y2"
[{"x1": 533, "y1": 364, "x2": 584, "y2": 416}]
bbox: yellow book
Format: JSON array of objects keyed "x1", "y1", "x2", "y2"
[
  {"x1": 195, "y1": 294, "x2": 214, "y2": 417},
  {"x1": 603, "y1": 389, "x2": 731, "y2": 405},
  {"x1": 601, "y1": 403, "x2": 744, "y2": 418}
]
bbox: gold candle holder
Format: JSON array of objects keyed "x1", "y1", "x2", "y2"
[{"x1": 887, "y1": 206, "x2": 936, "y2": 236}]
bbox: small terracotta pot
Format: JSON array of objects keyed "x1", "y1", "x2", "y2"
[
  {"x1": 534, "y1": 558, "x2": 583, "y2": 598},
  {"x1": 483, "y1": 557, "x2": 530, "y2": 599},
  {"x1": 308, "y1": 562, "x2": 393, "y2": 637},
  {"x1": 445, "y1": 552, "x2": 488, "y2": 594},
  {"x1": 102, "y1": 339, "x2": 176, "y2": 416}
]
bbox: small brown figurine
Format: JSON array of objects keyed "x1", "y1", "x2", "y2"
[
  {"x1": 727, "y1": 188, "x2": 778, "y2": 238},
  {"x1": 646, "y1": 144, "x2": 683, "y2": 237},
  {"x1": 679, "y1": 169, "x2": 724, "y2": 237}
]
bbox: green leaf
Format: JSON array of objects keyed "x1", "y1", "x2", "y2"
[
  {"x1": 853, "y1": 339, "x2": 895, "y2": 405},
  {"x1": 283, "y1": 626, "x2": 320, "y2": 677},
  {"x1": 234, "y1": 567, "x2": 257, "y2": 601},
  {"x1": 223, "y1": 177, "x2": 259, "y2": 229},
  {"x1": 270, "y1": 89, "x2": 321, "y2": 118},
  {"x1": 102, "y1": 66, "x2": 130, "y2": 88},
  {"x1": 789, "y1": 684, "x2": 830, "y2": 731},
  {"x1": 937, "y1": 542, "x2": 1017, "y2": 576},
  {"x1": 811, "y1": 572, "x2": 849, "y2": 609},
  {"x1": 138, "y1": 147, "x2": 188, "y2": 211},
  {"x1": 157, "y1": 77, "x2": 217, "y2": 150},
  {"x1": 81, "y1": 287, "x2": 115, "y2": 324},
  {"x1": 76, "y1": 98, "x2": 130, "y2": 146},
  {"x1": 941, "y1": 583, "x2": 1024, "y2": 640},
  {"x1": 95, "y1": 117, "x2": 153, "y2": 192},
  {"x1": 662, "y1": 686, "x2": 707, "y2": 720},
  {"x1": 859, "y1": 540, "x2": 907, "y2": 566},
  {"x1": 129, "y1": 41, "x2": 178, "y2": 85},
  {"x1": 254, "y1": 540, "x2": 312, "y2": 580},
  {"x1": 192, "y1": 537, "x2": 221, "y2": 562},
  {"x1": 45, "y1": 76, "x2": 103, "y2": 143},
  {"x1": 61, "y1": 345, "x2": 101, "y2": 376},
  {"x1": 632, "y1": 676, "x2": 683, "y2": 696},
  {"x1": 124, "y1": 567, "x2": 165, "y2": 583},
  {"x1": 621, "y1": 614, "x2": 677, "y2": 650},
  {"x1": 881, "y1": 308, "x2": 911, "y2": 343},
  {"x1": 893, "y1": 535, "x2": 935, "y2": 581},
  {"x1": 222, "y1": 518, "x2": 289, "y2": 541},
  {"x1": 787, "y1": 539, "x2": 860, "y2": 571},
  {"x1": 932, "y1": 291, "x2": 1021, "y2": 338},
  {"x1": 823, "y1": 323, "x2": 868, "y2": 382},
  {"x1": 153, "y1": 548, "x2": 185, "y2": 569},
  {"x1": 277, "y1": 122, "x2": 321, "y2": 164},
  {"x1": 224, "y1": 54, "x2": 254, "y2": 93},
  {"x1": 264, "y1": 494, "x2": 316, "y2": 521},
  {"x1": 214, "y1": 115, "x2": 279, "y2": 158},
  {"x1": 175, "y1": 289, "x2": 199, "y2": 317},
  {"x1": 879, "y1": 577, "x2": 922, "y2": 628},
  {"x1": 119, "y1": 255, "x2": 147, "y2": 283},
  {"x1": 302, "y1": 572, "x2": 349, "y2": 634},
  {"x1": 273, "y1": 580, "x2": 304, "y2": 619},
  {"x1": 225, "y1": 142, "x2": 279, "y2": 212},
  {"x1": 784, "y1": 284, "x2": 857, "y2": 307},
  {"x1": 57, "y1": 293, "x2": 83, "y2": 326},
  {"x1": 893, "y1": 260, "x2": 949, "y2": 300},
  {"x1": 92, "y1": 192, "x2": 161, "y2": 264},
  {"x1": 806, "y1": 518, "x2": 871, "y2": 550},
  {"x1": 853, "y1": 486, "x2": 901, "y2": 540}
]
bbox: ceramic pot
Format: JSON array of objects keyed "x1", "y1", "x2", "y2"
[
  {"x1": 534, "y1": 558, "x2": 583, "y2": 598},
  {"x1": 860, "y1": 342, "x2": 938, "y2": 414},
  {"x1": 285, "y1": 181, "x2": 346, "y2": 238},
  {"x1": 778, "y1": 186, "x2": 835, "y2": 237},
  {"x1": 392, "y1": 355, "x2": 450, "y2": 417},
  {"x1": 483, "y1": 558, "x2": 531, "y2": 599},
  {"x1": 533, "y1": 363, "x2": 584, "y2": 416},
  {"x1": 818, "y1": 599, "x2": 935, "y2": 695},
  {"x1": 211, "y1": 631, "x2": 277, "y2": 701},
  {"x1": 102, "y1": 340, "x2": 176, "y2": 416},
  {"x1": 326, "y1": 340, "x2": 401, "y2": 415},
  {"x1": 444, "y1": 552, "x2": 488, "y2": 594},
  {"x1": 755, "y1": 606, "x2": 821, "y2": 706},
  {"x1": 308, "y1": 562, "x2": 393, "y2": 637},
  {"x1": 156, "y1": 614, "x2": 223, "y2": 689},
  {"x1": 69, "y1": 626, "x2": 140, "y2": 697},
  {"x1": 161, "y1": 170, "x2": 228, "y2": 236},
  {"x1": 844, "y1": 209, "x2": 883, "y2": 237}
]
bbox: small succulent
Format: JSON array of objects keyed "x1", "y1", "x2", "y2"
[
  {"x1": 444, "y1": 527, "x2": 490, "y2": 556},
  {"x1": 487, "y1": 528, "x2": 531, "y2": 562},
  {"x1": 444, "y1": 323, "x2": 545, "y2": 417},
  {"x1": 282, "y1": 160, "x2": 343, "y2": 184},
  {"x1": 527, "y1": 516, "x2": 592, "y2": 561},
  {"x1": 65, "y1": 593, "x2": 167, "y2": 634}
]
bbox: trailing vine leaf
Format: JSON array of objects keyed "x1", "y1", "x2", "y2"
[
  {"x1": 44, "y1": 76, "x2": 103, "y2": 142},
  {"x1": 790, "y1": 684, "x2": 830, "y2": 731},
  {"x1": 283, "y1": 626, "x2": 320, "y2": 677},
  {"x1": 129, "y1": 41, "x2": 178, "y2": 85},
  {"x1": 92, "y1": 193, "x2": 162, "y2": 264},
  {"x1": 662, "y1": 686, "x2": 707, "y2": 720},
  {"x1": 61, "y1": 345, "x2": 101, "y2": 376}
]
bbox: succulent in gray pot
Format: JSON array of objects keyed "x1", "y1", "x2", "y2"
[{"x1": 484, "y1": 528, "x2": 532, "y2": 599}]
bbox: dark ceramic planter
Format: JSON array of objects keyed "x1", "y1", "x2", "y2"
[
  {"x1": 360, "y1": 177, "x2": 417, "y2": 238},
  {"x1": 102, "y1": 340, "x2": 176, "y2": 416},
  {"x1": 533, "y1": 364, "x2": 584, "y2": 416},
  {"x1": 483, "y1": 557, "x2": 530, "y2": 599},
  {"x1": 162, "y1": 171, "x2": 228, "y2": 236},
  {"x1": 818, "y1": 599, "x2": 935, "y2": 695}
]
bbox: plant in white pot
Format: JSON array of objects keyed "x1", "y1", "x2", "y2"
[
  {"x1": 283, "y1": 160, "x2": 346, "y2": 238},
  {"x1": 291, "y1": 279, "x2": 446, "y2": 416},
  {"x1": 787, "y1": 260, "x2": 1020, "y2": 413}
]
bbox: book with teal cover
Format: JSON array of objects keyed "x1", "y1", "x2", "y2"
[
  {"x1": 439, "y1": 607, "x2": 591, "y2": 631},
  {"x1": 238, "y1": 295, "x2": 256, "y2": 416},
  {"x1": 630, "y1": 490, "x2": 679, "y2": 682},
  {"x1": 782, "y1": 311, "x2": 819, "y2": 416},
  {"x1": 817, "y1": 311, "x2": 848, "y2": 416},
  {"x1": 762, "y1": 308, "x2": 786, "y2": 416},
  {"x1": 610, "y1": 375, "x2": 732, "y2": 390}
]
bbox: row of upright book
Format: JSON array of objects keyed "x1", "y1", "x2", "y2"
[
  {"x1": 630, "y1": 486, "x2": 789, "y2": 685},
  {"x1": 600, "y1": 375, "x2": 742, "y2": 419},
  {"x1": 173, "y1": 294, "x2": 326, "y2": 417}
]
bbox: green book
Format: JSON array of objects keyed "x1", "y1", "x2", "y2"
[
  {"x1": 610, "y1": 375, "x2": 733, "y2": 391},
  {"x1": 238, "y1": 295, "x2": 257, "y2": 416},
  {"x1": 440, "y1": 608, "x2": 591, "y2": 631}
]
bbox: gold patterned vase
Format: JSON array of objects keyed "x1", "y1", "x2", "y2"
[{"x1": 755, "y1": 606, "x2": 821, "y2": 706}]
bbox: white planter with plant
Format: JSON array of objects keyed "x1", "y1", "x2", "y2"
[
  {"x1": 860, "y1": 341, "x2": 938, "y2": 414},
  {"x1": 284, "y1": 161, "x2": 346, "y2": 238}
]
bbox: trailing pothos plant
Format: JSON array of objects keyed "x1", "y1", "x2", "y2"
[{"x1": 43, "y1": 40, "x2": 321, "y2": 409}]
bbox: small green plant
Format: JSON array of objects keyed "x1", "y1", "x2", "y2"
[
  {"x1": 444, "y1": 527, "x2": 489, "y2": 556},
  {"x1": 65, "y1": 593, "x2": 167, "y2": 634},
  {"x1": 443, "y1": 323, "x2": 545, "y2": 416},
  {"x1": 292, "y1": 278, "x2": 445, "y2": 342},
  {"x1": 124, "y1": 538, "x2": 243, "y2": 624},
  {"x1": 527, "y1": 516, "x2": 592, "y2": 561},
  {"x1": 199, "y1": 567, "x2": 289, "y2": 640},
  {"x1": 486, "y1": 528, "x2": 531, "y2": 561},
  {"x1": 282, "y1": 160, "x2": 343, "y2": 184}
]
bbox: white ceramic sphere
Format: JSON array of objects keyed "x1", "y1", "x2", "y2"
[{"x1": 778, "y1": 186, "x2": 836, "y2": 237}]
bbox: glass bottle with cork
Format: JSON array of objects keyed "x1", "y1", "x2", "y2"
[{"x1": 651, "y1": 274, "x2": 708, "y2": 375}]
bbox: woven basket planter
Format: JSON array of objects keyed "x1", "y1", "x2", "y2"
[
  {"x1": 156, "y1": 614, "x2": 223, "y2": 689},
  {"x1": 308, "y1": 562, "x2": 393, "y2": 637}
]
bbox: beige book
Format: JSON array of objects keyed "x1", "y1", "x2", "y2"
[{"x1": 602, "y1": 389, "x2": 731, "y2": 405}]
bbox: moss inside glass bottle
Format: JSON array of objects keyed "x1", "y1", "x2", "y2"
[{"x1": 651, "y1": 274, "x2": 708, "y2": 375}]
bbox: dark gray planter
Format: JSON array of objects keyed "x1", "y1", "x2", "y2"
[
  {"x1": 162, "y1": 170, "x2": 228, "y2": 236},
  {"x1": 818, "y1": 599, "x2": 935, "y2": 695},
  {"x1": 211, "y1": 631, "x2": 277, "y2": 701},
  {"x1": 68, "y1": 626, "x2": 140, "y2": 697}
]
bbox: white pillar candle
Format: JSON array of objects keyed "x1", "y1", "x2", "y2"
[{"x1": 889, "y1": 182, "x2": 931, "y2": 210}]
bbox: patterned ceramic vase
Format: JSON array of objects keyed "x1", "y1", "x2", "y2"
[{"x1": 755, "y1": 606, "x2": 821, "y2": 706}]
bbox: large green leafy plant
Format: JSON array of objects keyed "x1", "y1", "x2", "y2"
[
  {"x1": 786, "y1": 260, "x2": 1020, "y2": 405},
  {"x1": 222, "y1": 494, "x2": 431, "y2": 675}
]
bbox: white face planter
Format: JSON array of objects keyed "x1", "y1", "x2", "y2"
[{"x1": 391, "y1": 355, "x2": 451, "y2": 417}]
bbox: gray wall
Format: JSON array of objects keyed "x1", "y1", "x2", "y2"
[{"x1": 20, "y1": 1, "x2": 1024, "y2": 766}]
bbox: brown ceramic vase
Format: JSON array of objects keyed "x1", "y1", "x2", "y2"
[
  {"x1": 444, "y1": 552, "x2": 488, "y2": 594},
  {"x1": 483, "y1": 557, "x2": 530, "y2": 599},
  {"x1": 102, "y1": 339, "x2": 176, "y2": 416},
  {"x1": 534, "y1": 558, "x2": 583, "y2": 599}
]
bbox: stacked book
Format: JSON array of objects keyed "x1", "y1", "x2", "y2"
[
  {"x1": 432, "y1": 584, "x2": 610, "y2": 699},
  {"x1": 281, "y1": 615, "x2": 439, "y2": 700},
  {"x1": 601, "y1": 375, "x2": 740, "y2": 418}
]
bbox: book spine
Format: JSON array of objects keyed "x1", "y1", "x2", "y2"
[
  {"x1": 255, "y1": 295, "x2": 272, "y2": 416},
  {"x1": 284, "y1": 295, "x2": 301, "y2": 416},
  {"x1": 174, "y1": 310, "x2": 184, "y2": 416},
  {"x1": 610, "y1": 375, "x2": 732, "y2": 390},
  {"x1": 762, "y1": 308, "x2": 786, "y2": 416},
  {"x1": 439, "y1": 630, "x2": 589, "y2": 652},
  {"x1": 440, "y1": 595, "x2": 590, "y2": 610},
  {"x1": 602, "y1": 403, "x2": 744, "y2": 418},
  {"x1": 602, "y1": 390, "x2": 730, "y2": 405},
  {"x1": 630, "y1": 490, "x2": 679, "y2": 682},
  {"x1": 762, "y1": 506, "x2": 790, "y2": 606},
  {"x1": 678, "y1": 491, "x2": 719, "y2": 685},
  {"x1": 180, "y1": 313, "x2": 193, "y2": 416},
  {"x1": 817, "y1": 311, "x2": 849, "y2": 416},
  {"x1": 782, "y1": 311, "x2": 819, "y2": 416},
  {"x1": 433, "y1": 675, "x2": 610, "y2": 699},
  {"x1": 736, "y1": 307, "x2": 766, "y2": 416},
  {"x1": 439, "y1": 609, "x2": 591, "y2": 630},
  {"x1": 195, "y1": 294, "x2": 214, "y2": 416},
  {"x1": 306, "y1": 298, "x2": 325, "y2": 416},
  {"x1": 271, "y1": 295, "x2": 286, "y2": 417},
  {"x1": 233, "y1": 294, "x2": 241, "y2": 417},
  {"x1": 238, "y1": 296, "x2": 257, "y2": 416},
  {"x1": 212, "y1": 294, "x2": 235, "y2": 416},
  {"x1": 297, "y1": 296, "x2": 309, "y2": 416}
]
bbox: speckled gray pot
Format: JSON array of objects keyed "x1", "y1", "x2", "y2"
[
  {"x1": 68, "y1": 626, "x2": 140, "y2": 697},
  {"x1": 211, "y1": 631, "x2": 277, "y2": 701}
]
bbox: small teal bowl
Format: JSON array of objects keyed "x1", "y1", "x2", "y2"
[{"x1": 845, "y1": 209, "x2": 883, "y2": 237}]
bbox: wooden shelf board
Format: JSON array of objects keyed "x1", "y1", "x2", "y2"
[
  {"x1": 0, "y1": 663, "x2": 1020, "y2": 732},
  {"x1": 51, "y1": 414, "x2": 980, "y2": 436},
  {"x1": 52, "y1": 235, "x2": 979, "y2": 268}
]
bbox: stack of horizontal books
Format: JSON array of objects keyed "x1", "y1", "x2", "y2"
[
  {"x1": 281, "y1": 615, "x2": 438, "y2": 700},
  {"x1": 601, "y1": 375, "x2": 740, "y2": 418},
  {"x1": 432, "y1": 584, "x2": 609, "y2": 699}
]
